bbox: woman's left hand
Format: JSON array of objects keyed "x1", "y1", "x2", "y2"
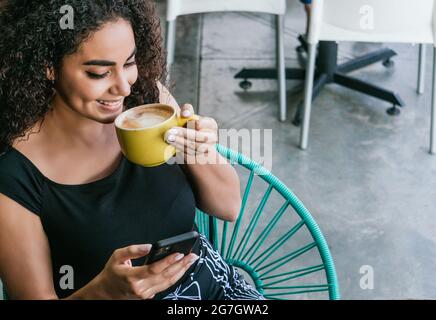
[{"x1": 165, "y1": 104, "x2": 218, "y2": 162}]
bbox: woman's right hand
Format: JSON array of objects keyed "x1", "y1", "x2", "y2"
[{"x1": 92, "y1": 244, "x2": 199, "y2": 299}]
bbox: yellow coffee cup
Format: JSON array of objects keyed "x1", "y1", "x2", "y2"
[{"x1": 114, "y1": 103, "x2": 199, "y2": 167}]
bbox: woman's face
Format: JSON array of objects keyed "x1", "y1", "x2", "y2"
[{"x1": 54, "y1": 18, "x2": 138, "y2": 124}]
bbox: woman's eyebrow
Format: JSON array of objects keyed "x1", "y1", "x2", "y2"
[{"x1": 82, "y1": 47, "x2": 137, "y2": 66}]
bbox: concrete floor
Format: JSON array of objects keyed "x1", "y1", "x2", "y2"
[
  {"x1": 158, "y1": 0, "x2": 436, "y2": 300},
  {"x1": 2, "y1": 1, "x2": 435, "y2": 300}
]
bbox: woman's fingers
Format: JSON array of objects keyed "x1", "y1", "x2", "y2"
[
  {"x1": 196, "y1": 116, "x2": 218, "y2": 131},
  {"x1": 163, "y1": 114, "x2": 218, "y2": 162},
  {"x1": 172, "y1": 136, "x2": 196, "y2": 154},
  {"x1": 180, "y1": 104, "x2": 195, "y2": 118},
  {"x1": 147, "y1": 263, "x2": 197, "y2": 297},
  {"x1": 128, "y1": 252, "x2": 200, "y2": 299},
  {"x1": 147, "y1": 252, "x2": 186, "y2": 274},
  {"x1": 161, "y1": 253, "x2": 199, "y2": 278},
  {"x1": 166, "y1": 127, "x2": 217, "y2": 144},
  {"x1": 165, "y1": 130, "x2": 217, "y2": 157},
  {"x1": 143, "y1": 253, "x2": 200, "y2": 298},
  {"x1": 164, "y1": 114, "x2": 218, "y2": 158},
  {"x1": 172, "y1": 140, "x2": 212, "y2": 157},
  {"x1": 112, "y1": 244, "x2": 152, "y2": 264},
  {"x1": 126, "y1": 253, "x2": 183, "y2": 289}
]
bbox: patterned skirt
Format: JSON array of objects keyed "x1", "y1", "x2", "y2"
[{"x1": 161, "y1": 233, "x2": 265, "y2": 300}]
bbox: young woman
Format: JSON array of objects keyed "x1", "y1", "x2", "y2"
[{"x1": 0, "y1": 0, "x2": 264, "y2": 300}]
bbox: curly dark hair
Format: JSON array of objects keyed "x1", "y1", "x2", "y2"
[{"x1": 0, "y1": 0, "x2": 166, "y2": 148}]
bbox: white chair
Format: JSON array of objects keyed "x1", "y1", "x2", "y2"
[
  {"x1": 165, "y1": 0, "x2": 288, "y2": 121},
  {"x1": 300, "y1": 0, "x2": 436, "y2": 154}
]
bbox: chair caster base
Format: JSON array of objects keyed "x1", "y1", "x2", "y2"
[
  {"x1": 382, "y1": 59, "x2": 395, "y2": 68},
  {"x1": 292, "y1": 102, "x2": 303, "y2": 126},
  {"x1": 239, "y1": 80, "x2": 252, "y2": 91},
  {"x1": 386, "y1": 105, "x2": 401, "y2": 116},
  {"x1": 296, "y1": 45, "x2": 306, "y2": 54},
  {"x1": 292, "y1": 114, "x2": 301, "y2": 126}
]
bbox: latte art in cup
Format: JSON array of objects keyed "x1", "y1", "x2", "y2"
[{"x1": 120, "y1": 107, "x2": 173, "y2": 129}]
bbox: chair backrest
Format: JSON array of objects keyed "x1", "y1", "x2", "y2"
[
  {"x1": 308, "y1": 0, "x2": 436, "y2": 45},
  {"x1": 195, "y1": 144, "x2": 340, "y2": 300},
  {"x1": 166, "y1": 0, "x2": 286, "y2": 21}
]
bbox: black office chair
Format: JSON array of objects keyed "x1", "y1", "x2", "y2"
[{"x1": 235, "y1": 36, "x2": 403, "y2": 126}]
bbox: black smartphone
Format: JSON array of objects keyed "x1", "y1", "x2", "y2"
[{"x1": 144, "y1": 231, "x2": 199, "y2": 265}]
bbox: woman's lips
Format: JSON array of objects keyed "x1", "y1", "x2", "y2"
[{"x1": 96, "y1": 99, "x2": 123, "y2": 112}]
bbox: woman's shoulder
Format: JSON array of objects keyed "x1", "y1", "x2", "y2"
[
  {"x1": 0, "y1": 147, "x2": 43, "y2": 184},
  {"x1": 0, "y1": 146, "x2": 30, "y2": 173},
  {"x1": 0, "y1": 146, "x2": 45, "y2": 216},
  {"x1": 2, "y1": 123, "x2": 47, "y2": 178},
  {"x1": 0, "y1": 145, "x2": 42, "y2": 178}
]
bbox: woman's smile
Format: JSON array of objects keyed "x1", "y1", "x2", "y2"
[{"x1": 96, "y1": 98, "x2": 124, "y2": 113}]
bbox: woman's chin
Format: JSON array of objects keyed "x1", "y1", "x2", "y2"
[{"x1": 98, "y1": 113, "x2": 121, "y2": 124}]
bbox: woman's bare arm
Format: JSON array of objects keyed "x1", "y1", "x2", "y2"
[
  {"x1": 0, "y1": 194, "x2": 105, "y2": 300},
  {"x1": 0, "y1": 194, "x2": 58, "y2": 299},
  {"x1": 158, "y1": 82, "x2": 241, "y2": 222}
]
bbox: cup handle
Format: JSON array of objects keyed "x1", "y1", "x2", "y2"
[{"x1": 177, "y1": 113, "x2": 200, "y2": 127}]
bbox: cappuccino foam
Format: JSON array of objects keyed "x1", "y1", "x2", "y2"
[{"x1": 121, "y1": 107, "x2": 172, "y2": 129}]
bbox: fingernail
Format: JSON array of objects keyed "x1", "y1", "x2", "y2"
[
  {"x1": 182, "y1": 110, "x2": 191, "y2": 117},
  {"x1": 167, "y1": 134, "x2": 176, "y2": 142},
  {"x1": 189, "y1": 254, "x2": 199, "y2": 263},
  {"x1": 175, "y1": 253, "x2": 184, "y2": 261},
  {"x1": 168, "y1": 128, "x2": 178, "y2": 135},
  {"x1": 139, "y1": 244, "x2": 151, "y2": 253}
]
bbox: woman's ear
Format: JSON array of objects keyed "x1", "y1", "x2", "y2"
[
  {"x1": 46, "y1": 66, "x2": 55, "y2": 81},
  {"x1": 46, "y1": 66, "x2": 56, "y2": 94}
]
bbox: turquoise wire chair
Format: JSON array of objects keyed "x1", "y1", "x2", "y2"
[
  {"x1": 2, "y1": 144, "x2": 340, "y2": 300},
  {"x1": 195, "y1": 144, "x2": 340, "y2": 300}
]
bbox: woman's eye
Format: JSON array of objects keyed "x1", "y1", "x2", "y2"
[
  {"x1": 86, "y1": 71, "x2": 109, "y2": 79},
  {"x1": 85, "y1": 62, "x2": 135, "y2": 80},
  {"x1": 125, "y1": 60, "x2": 137, "y2": 67}
]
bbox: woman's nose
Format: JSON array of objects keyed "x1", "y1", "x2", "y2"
[{"x1": 110, "y1": 73, "x2": 131, "y2": 97}]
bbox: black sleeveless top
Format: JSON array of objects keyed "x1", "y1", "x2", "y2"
[{"x1": 0, "y1": 147, "x2": 200, "y2": 299}]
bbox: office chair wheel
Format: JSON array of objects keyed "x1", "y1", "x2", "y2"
[
  {"x1": 292, "y1": 116, "x2": 301, "y2": 126},
  {"x1": 382, "y1": 59, "x2": 394, "y2": 68},
  {"x1": 296, "y1": 45, "x2": 306, "y2": 54},
  {"x1": 292, "y1": 102, "x2": 303, "y2": 126},
  {"x1": 239, "y1": 80, "x2": 252, "y2": 91},
  {"x1": 386, "y1": 105, "x2": 401, "y2": 116},
  {"x1": 297, "y1": 34, "x2": 308, "y2": 54}
]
